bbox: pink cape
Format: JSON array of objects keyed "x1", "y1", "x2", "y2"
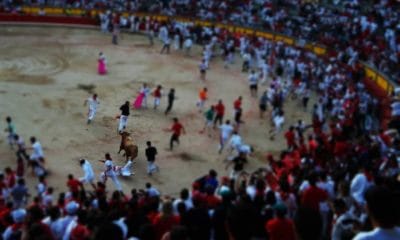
[
  {"x1": 133, "y1": 92, "x2": 145, "y2": 109},
  {"x1": 98, "y1": 59, "x2": 107, "y2": 75}
]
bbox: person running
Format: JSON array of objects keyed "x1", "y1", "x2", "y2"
[
  {"x1": 118, "y1": 101, "x2": 130, "y2": 133},
  {"x1": 112, "y1": 24, "x2": 119, "y2": 45},
  {"x1": 228, "y1": 131, "x2": 243, "y2": 153},
  {"x1": 99, "y1": 153, "x2": 123, "y2": 192},
  {"x1": 218, "y1": 120, "x2": 234, "y2": 154},
  {"x1": 248, "y1": 70, "x2": 259, "y2": 97},
  {"x1": 14, "y1": 135, "x2": 29, "y2": 162},
  {"x1": 259, "y1": 91, "x2": 269, "y2": 118},
  {"x1": 153, "y1": 85, "x2": 163, "y2": 109},
  {"x1": 79, "y1": 159, "x2": 96, "y2": 190},
  {"x1": 29, "y1": 137, "x2": 44, "y2": 165},
  {"x1": 213, "y1": 99, "x2": 225, "y2": 127},
  {"x1": 269, "y1": 110, "x2": 285, "y2": 140},
  {"x1": 140, "y1": 83, "x2": 151, "y2": 109},
  {"x1": 197, "y1": 87, "x2": 208, "y2": 112},
  {"x1": 234, "y1": 107, "x2": 243, "y2": 129},
  {"x1": 165, "y1": 89, "x2": 176, "y2": 115},
  {"x1": 202, "y1": 106, "x2": 215, "y2": 137},
  {"x1": 84, "y1": 94, "x2": 99, "y2": 124},
  {"x1": 199, "y1": 59, "x2": 207, "y2": 81},
  {"x1": 145, "y1": 141, "x2": 159, "y2": 176},
  {"x1": 233, "y1": 96, "x2": 242, "y2": 117},
  {"x1": 4, "y1": 116, "x2": 16, "y2": 149},
  {"x1": 225, "y1": 152, "x2": 248, "y2": 180},
  {"x1": 160, "y1": 35, "x2": 171, "y2": 54},
  {"x1": 183, "y1": 37, "x2": 193, "y2": 56},
  {"x1": 168, "y1": 118, "x2": 185, "y2": 150}
]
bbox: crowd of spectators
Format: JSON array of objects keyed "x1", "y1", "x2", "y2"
[
  {"x1": 1, "y1": 0, "x2": 398, "y2": 83},
  {"x1": 0, "y1": 0, "x2": 400, "y2": 240}
]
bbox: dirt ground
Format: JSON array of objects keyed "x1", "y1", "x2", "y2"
[{"x1": 0, "y1": 26, "x2": 313, "y2": 197}]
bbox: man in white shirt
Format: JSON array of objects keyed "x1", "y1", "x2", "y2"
[
  {"x1": 350, "y1": 165, "x2": 373, "y2": 206},
  {"x1": 248, "y1": 70, "x2": 259, "y2": 97},
  {"x1": 173, "y1": 188, "x2": 193, "y2": 213},
  {"x1": 218, "y1": 120, "x2": 234, "y2": 154},
  {"x1": 29, "y1": 136, "x2": 44, "y2": 163},
  {"x1": 100, "y1": 153, "x2": 122, "y2": 192},
  {"x1": 229, "y1": 131, "x2": 242, "y2": 153},
  {"x1": 79, "y1": 159, "x2": 96, "y2": 190},
  {"x1": 84, "y1": 94, "x2": 99, "y2": 124},
  {"x1": 183, "y1": 37, "x2": 193, "y2": 56},
  {"x1": 145, "y1": 182, "x2": 160, "y2": 197},
  {"x1": 353, "y1": 186, "x2": 400, "y2": 240}
]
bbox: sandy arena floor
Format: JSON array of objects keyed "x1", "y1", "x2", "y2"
[{"x1": 0, "y1": 26, "x2": 313, "y2": 197}]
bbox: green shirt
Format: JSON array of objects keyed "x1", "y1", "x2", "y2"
[
  {"x1": 7, "y1": 122, "x2": 15, "y2": 134},
  {"x1": 205, "y1": 109, "x2": 215, "y2": 121}
]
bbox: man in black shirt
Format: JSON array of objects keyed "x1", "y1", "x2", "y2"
[
  {"x1": 226, "y1": 152, "x2": 247, "y2": 180},
  {"x1": 118, "y1": 101, "x2": 130, "y2": 133},
  {"x1": 145, "y1": 141, "x2": 159, "y2": 175},
  {"x1": 165, "y1": 88, "x2": 176, "y2": 115}
]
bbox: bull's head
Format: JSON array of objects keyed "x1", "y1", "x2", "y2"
[{"x1": 120, "y1": 131, "x2": 130, "y2": 138}]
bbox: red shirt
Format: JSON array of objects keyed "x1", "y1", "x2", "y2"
[
  {"x1": 5, "y1": 172, "x2": 15, "y2": 188},
  {"x1": 265, "y1": 218, "x2": 296, "y2": 240},
  {"x1": 67, "y1": 179, "x2": 81, "y2": 193},
  {"x1": 154, "y1": 88, "x2": 161, "y2": 98},
  {"x1": 171, "y1": 122, "x2": 183, "y2": 136},
  {"x1": 205, "y1": 195, "x2": 221, "y2": 209},
  {"x1": 301, "y1": 186, "x2": 328, "y2": 212},
  {"x1": 234, "y1": 99, "x2": 241, "y2": 110},
  {"x1": 284, "y1": 131, "x2": 296, "y2": 148},
  {"x1": 215, "y1": 103, "x2": 225, "y2": 116},
  {"x1": 152, "y1": 214, "x2": 180, "y2": 240}
]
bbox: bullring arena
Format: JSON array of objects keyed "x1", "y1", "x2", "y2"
[
  {"x1": 0, "y1": 25, "x2": 311, "y2": 195},
  {"x1": 1, "y1": 2, "x2": 400, "y2": 240}
]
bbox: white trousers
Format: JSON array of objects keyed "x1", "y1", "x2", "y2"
[
  {"x1": 88, "y1": 108, "x2": 96, "y2": 121},
  {"x1": 101, "y1": 172, "x2": 122, "y2": 191},
  {"x1": 147, "y1": 161, "x2": 158, "y2": 174},
  {"x1": 118, "y1": 115, "x2": 128, "y2": 131},
  {"x1": 154, "y1": 97, "x2": 160, "y2": 107}
]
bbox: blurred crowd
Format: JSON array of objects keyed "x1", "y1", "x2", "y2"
[{"x1": 1, "y1": 0, "x2": 400, "y2": 240}]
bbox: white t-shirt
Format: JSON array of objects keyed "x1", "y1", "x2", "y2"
[
  {"x1": 238, "y1": 144, "x2": 251, "y2": 154},
  {"x1": 219, "y1": 124, "x2": 234, "y2": 139},
  {"x1": 32, "y1": 141, "x2": 44, "y2": 158},
  {"x1": 173, "y1": 198, "x2": 193, "y2": 213},
  {"x1": 88, "y1": 97, "x2": 99, "y2": 111},
  {"x1": 353, "y1": 227, "x2": 400, "y2": 240},
  {"x1": 350, "y1": 173, "x2": 371, "y2": 205},
  {"x1": 273, "y1": 115, "x2": 285, "y2": 128},
  {"x1": 229, "y1": 135, "x2": 242, "y2": 149},
  {"x1": 184, "y1": 38, "x2": 193, "y2": 48},
  {"x1": 248, "y1": 73, "x2": 258, "y2": 86},
  {"x1": 82, "y1": 160, "x2": 95, "y2": 181},
  {"x1": 104, "y1": 160, "x2": 115, "y2": 177}
]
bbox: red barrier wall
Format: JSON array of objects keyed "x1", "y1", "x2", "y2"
[{"x1": 0, "y1": 14, "x2": 97, "y2": 25}]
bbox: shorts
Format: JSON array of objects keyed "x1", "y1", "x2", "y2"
[
  {"x1": 250, "y1": 84, "x2": 258, "y2": 90},
  {"x1": 200, "y1": 69, "x2": 206, "y2": 74},
  {"x1": 259, "y1": 104, "x2": 267, "y2": 111}
]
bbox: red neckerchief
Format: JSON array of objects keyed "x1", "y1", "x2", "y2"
[
  {"x1": 364, "y1": 171, "x2": 374, "y2": 182},
  {"x1": 11, "y1": 222, "x2": 23, "y2": 231}
]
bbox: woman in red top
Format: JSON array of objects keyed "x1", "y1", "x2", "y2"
[
  {"x1": 153, "y1": 201, "x2": 180, "y2": 240},
  {"x1": 169, "y1": 118, "x2": 185, "y2": 150}
]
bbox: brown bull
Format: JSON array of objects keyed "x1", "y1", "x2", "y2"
[{"x1": 118, "y1": 131, "x2": 138, "y2": 162}]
